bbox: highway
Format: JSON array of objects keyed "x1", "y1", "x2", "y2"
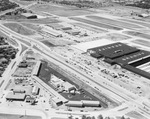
[
  {"x1": 0, "y1": 23, "x2": 133, "y2": 103},
  {"x1": 1, "y1": 22, "x2": 150, "y2": 119}
]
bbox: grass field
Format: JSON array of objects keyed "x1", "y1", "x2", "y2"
[
  {"x1": 11, "y1": 0, "x2": 35, "y2": 6},
  {"x1": 3, "y1": 23, "x2": 35, "y2": 35},
  {"x1": 70, "y1": 17, "x2": 122, "y2": 31},
  {"x1": 123, "y1": 31, "x2": 150, "y2": 39},
  {"x1": 101, "y1": 33, "x2": 131, "y2": 41},
  {"x1": 119, "y1": 19, "x2": 150, "y2": 28},
  {"x1": 15, "y1": 18, "x2": 60, "y2": 24},
  {"x1": 126, "y1": 111, "x2": 148, "y2": 119},
  {"x1": 87, "y1": 16, "x2": 143, "y2": 29},
  {"x1": 132, "y1": 39, "x2": 150, "y2": 48},
  {"x1": 29, "y1": 4, "x2": 94, "y2": 17},
  {"x1": 41, "y1": 38, "x2": 74, "y2": 46},
  {"x1": 21, "y1": 23, "x2": 42, "y2": 31},
  {"x1": 0, "y1": 114, "x2": 41, "y2": 119},
  {"x1": 71, "y1": 22, "x2": 107, "y2": 33}
]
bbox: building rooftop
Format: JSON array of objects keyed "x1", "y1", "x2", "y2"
[{"x1": 6, "y1": 92, "x2": 26, "y2": 100}]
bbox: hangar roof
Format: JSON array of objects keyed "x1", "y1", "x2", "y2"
[
  {"x1": 114, "y1": 50, "x2": 150, "y2": 65},
  {"x1": 88, "y1": 42, "x2": 139, "y2": 59}
]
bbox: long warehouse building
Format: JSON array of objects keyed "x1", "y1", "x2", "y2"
[
  {"x1": 32, "y1": 61, "x2": 41, "y2": 76},
  {"x1": 42, "y1": 26, "x2": 62, "y2": 37},
  {"x1": 65, "y1": 100, "x2": 101, "y2": 107}
]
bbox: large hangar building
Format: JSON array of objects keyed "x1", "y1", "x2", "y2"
[{"x1": 88, "y1": 42, "x2": 150, "y2": 80}]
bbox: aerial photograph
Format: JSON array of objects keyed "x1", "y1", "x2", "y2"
[{"x1": 1, "y1": 0, "x2": 150, "y2": 119}]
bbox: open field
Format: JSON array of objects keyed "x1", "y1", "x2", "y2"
[
  {"x1": 123, "y1": 31, "x2": 150, "y2": 39},
  {"x1": 132, "y1": 39, "x2": 150, "y2": 48},
  {"x1": 87, "y1": 15, "x2": 143, "y2": 29},
  {"x1": 119, "y1": 19, "x2": 150, "y2": 28},
  {"x1": 126, "y1": 111, "x2": 148, "y2": 119},
  {"x1": 41, "y1": 38, "x2": 74, "y2": 46},
  {"x1": 11, "y1": 0, "x2": 35, "y2": 6},
  {"x1": 71, "y1": 22, "x2": 107, "y2": 33},
  {"x1": 3, "y1": 23, "x2": 35, "y2": 36},
  {"x1": 29, "y1": 4, "x2": 94, "y2": 17},
  {"x1": 97, "y1": 5, "x2": 143, "y2": 18},
  {"x1": 21, "y1": 23, "x2": 42, "y2": 31},
  {"x1": 70, "y1": 17, "x2": 122, "y2": 31},
  {"x1": 0, "y1": 113, "x2": 41, "y2": 119},
  {"x1": 101, "y1": 33, "x2": 131, "y2": 41},
  {"x1": 14, "y1": 18, "x2": 60, "y2": 24}
]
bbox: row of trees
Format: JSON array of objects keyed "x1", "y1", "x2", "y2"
[
  {"x1": 37, "y1": 0, "x2": 103, "y2": 8},
  {"x1": 57, "y1": 0, "x2": 102, "y2": 8},
  {"x1": 126, "y1": 0, "x2": 150, "y2": 9}
]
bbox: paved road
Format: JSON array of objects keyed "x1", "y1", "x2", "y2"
[{"x1": 1, "y1": 22, "x2": 150, "y2": 118}]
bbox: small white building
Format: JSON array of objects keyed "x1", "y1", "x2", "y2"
[
  {"x1": 32, "y1": 86, "x2": 39, "y2": 95},
  {"x1": 62, "y1": 82, "x2": 76, "y2": 91},
  {"x1": 82, "y1": 100, "x2": 100, "y2": 107},
  {"x1": 32, "y1": 61, "x2": 41, "y2": 76}
]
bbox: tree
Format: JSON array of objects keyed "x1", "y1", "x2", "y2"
[
  {"x1": 68, "y1": 115, "x2": 73, "y2": 119},
  {"x1": 97, "y1": 114, "x2": 103, "y2": 119},
  {"x1": 121, "y1": 116, "x2": 125, "y2": 119},
  {"x1": 82, "y1": 115, "x2": 87, "y2": 119},
  {"x1": 91, "y1": 116, "x2": 96, "y2": 119},
  {"x1": 105, "y1": 117, "x2": 110, "y2": 119}
]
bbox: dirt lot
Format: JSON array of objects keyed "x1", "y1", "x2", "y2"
[
  {"x1": 29, "y1": 4, "x2": 95, "y2": 17},
  {"x1": 0, "y1": 114, "x2": 41, "y2": 119},
  {"x1": 126, "y1": 111, "x2": 148, "y2": 119}
]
